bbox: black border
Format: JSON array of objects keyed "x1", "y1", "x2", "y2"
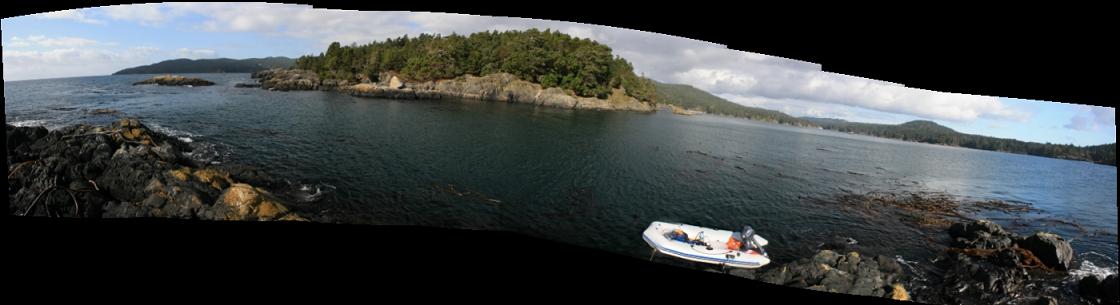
[
  {"x1": 4, "y1": 1, "x2": 1110, "y2": 302},
  {"x1": 3, "y1": 1, "x2": 1114, "y2": 106}
]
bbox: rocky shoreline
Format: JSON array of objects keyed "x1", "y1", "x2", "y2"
[
  {"x1": 250, "y1": 68, "x2": 656, "y2": 112},
  {"x1": 133, "y1": 75, "x2": 215, "y2": 86},
  {"x1": 726, "y1": 218, "x2": 1118, "y2": 305},
  {"x1": 7, "y1": 119, "x2": 304, "y2": 221}
]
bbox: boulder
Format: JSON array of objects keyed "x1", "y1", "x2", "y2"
[
  {"x1": 811, "y1": 250, "x2": 841, "y2": 266},
  {"x1": 1015, "y1": 232, "x2": 1073, "y2": 270},
  {"x1": 949, "y1": 219, "x2": 1008, "y2": 239},
  {"x1": 389, "y1": 75, "x2": 405, "y2": 89},
  {"x1": 217, "y1": 183, "x2": 302, "y2": 221}
]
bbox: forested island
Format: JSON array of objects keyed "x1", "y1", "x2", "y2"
[
  {"x1": 291, "y1": 29, "x2": 656, "y2": 102},
  {"x1": 801, "y1": 118, "x2": 1117, "y2": 165},
  {"x1": 113, "y1": 57, "x2": 295, "y2": 75}
]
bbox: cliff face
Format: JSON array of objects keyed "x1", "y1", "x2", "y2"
[{"x1": 251, "y1": 69, "x2": 655, "y2": 112}]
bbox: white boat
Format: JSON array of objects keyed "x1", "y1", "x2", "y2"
[{"x1": 642, "y1": 221, "x2": 771, "y2": 269}]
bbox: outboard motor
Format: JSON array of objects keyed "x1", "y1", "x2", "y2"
[{"x1": 741, "y1": 226, "x2": 769, "y2": 258}]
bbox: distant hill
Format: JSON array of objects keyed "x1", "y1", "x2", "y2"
[
  {"x1": 802, "y1": 117, "x2": 1116, "y2": 165},
  {"x1": 113, "y1": 57, "x2": 295, "y2": 75},
  {"x1": 652, "y1": 81, "x2": 815, "y2": 127}
]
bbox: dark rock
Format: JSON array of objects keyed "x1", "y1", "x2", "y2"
[
  {"x1": 7, "y1": 119, "x2": 303, "y2": 221},
  {"x1": 811, "y1": 249, "x2": 841, "y2": 266},
  {"x1": 760, "y1": 265, "x2": 792, "y2": 285},
  {"x1": 1032, "y1": 296, "x2": 1057, "y2": 305},
  {"x1": 234, "y1": 83, "x2": 261, "y2": 88},
  {"x1": 837, "y1": 252, "x2": 862, "y2": 274},
  {"x1": 876, "y1": 255, "x2": 903, "y2": 274},
  {"x1": 1016, "y1": 232, "x2": 1073, "y2": 270},
  {"x1": 1102, "y1": 274, "x2": 1119, "y2": 303},
  {"x1": 818, "y1": 268, "x2": 854, "y2": 293},
  {"x1": 1080, "y1": 275, "x2": 1101, "y2": 298},
  {"x1": 133, "y1": 75, "x2": 215, "y2": 86}
]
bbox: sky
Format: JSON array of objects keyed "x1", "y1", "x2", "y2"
[{"x1": 2, "y1": 3, "x2": 1115, "y2": 146}]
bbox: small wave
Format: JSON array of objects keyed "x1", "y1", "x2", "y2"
[
  {"x1": 177, "y1": 137, "x2": 194, "y2": 143},
  {"x1": 182, "y1": 141, "x2": 231, "y2": 165},
  {"x1": 1068, "y1": 252, "x2": 1119, "y2": 281},
  {"x1": 286, "y1": 182, "x2": 337, "y2": 203},
  {"x1": 896, "y1": 255, "x2": 928, "y2": 282},
  {"x1": 147, "y1": 123, "x2": 199, "y2": 138},
  {"x1": 8, "y1": 120, "x2": 49, "y2": 127}
]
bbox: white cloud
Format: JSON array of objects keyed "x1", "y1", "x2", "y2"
[
  {"x1": 3, "y1": 47, "x2": 159, "y2": 80},
  {"x1": 1065, "y1": 105, "x2": 1115, "y2": 131},
  {"x1": 173, "y1": 48, "x2": 217, "y2": 59},
  {"x1": 2, "y1": 46, "x2": 218, "y2": 81},
  {"x1": 676, "y1": 67, "x2": 1029, "y2": 122},
  {"x1": 9, "y1": 35, "x2": 104, "y2": 48},
  {"x1": 101, "y1": 3, "x2": 183, "y2": 26},
  {"x1": 35, "y1": 10, "x2": 104, "y2": 24}
]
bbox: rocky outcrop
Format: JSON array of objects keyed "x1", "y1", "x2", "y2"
[
  {"x1": 252, "y1": 68, "x2": 320, "y2": 91},
  {"x1": 398, "y1": 73, "x2": 656, "y2": 112},
  {"x1": 936, "y1": 220, "x2": 1083, "y2": 305},
  {"x1": 7, "y1": 119, "x2": 305, "y2": 221},
  {"x1": 747, "y1": 250, "x2": 909, "y2": 299},
  {"x1": 133, "y1": 75, "x2": 215, "y2": 86},
  {"x1": 251, "y1": 68, "x2": 656, "y2": 112}
]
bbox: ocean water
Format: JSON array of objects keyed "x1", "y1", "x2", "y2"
[{"x1": 6, "y1": 73, "x2": 1117, "y2": 279}]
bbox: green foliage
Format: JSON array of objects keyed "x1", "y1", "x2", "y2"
[
  {"x1": 113, "y1": 57, "x2": 295, "y2": 75},
  {"x1": 293, "y1": 29, "x2": 656, "y2": 101},
  {"x1": 803, "y1": 118, "x2": 1117, "y2": 166},
  {"x1": 653, "y1": 81, "x2": 813, "y2": 126}
]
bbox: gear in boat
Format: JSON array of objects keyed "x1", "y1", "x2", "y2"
[{"x1": 642, "y1": 221, "x2": 771, "y2": 269}]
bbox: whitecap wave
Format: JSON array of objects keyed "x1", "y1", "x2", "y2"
[
  {"x1": 1068, "y1": 252, "x2": 1118, "y2": 281},
  {"x1": 286, "y1": 182, "x2": 337, "y2": 203},
  {"x1": 8, "y1": 119, "x2": 49, "y2": 127},
  {"x1": 147, "y1": 123, "x2": 199, "y2": 138}
]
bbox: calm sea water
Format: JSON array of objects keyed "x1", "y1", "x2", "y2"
[{"x1": 6, "y1": 73, "x2": 1117, "y2": 276}]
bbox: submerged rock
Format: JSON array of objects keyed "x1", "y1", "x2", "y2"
[
  {"x1": 133, "y1": 75, "x2": 215, "y2": 86},
  {"x1": 7, "y1": 118, "x2": 303, "y2": 221}
]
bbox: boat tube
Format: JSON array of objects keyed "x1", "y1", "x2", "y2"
[{"x1": 642, "y1": 221, "x2": 771, "y2": 269}]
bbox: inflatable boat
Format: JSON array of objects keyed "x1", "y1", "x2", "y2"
[{"x1": 642, "y1": 221, "x2": 771, "y2": 269}]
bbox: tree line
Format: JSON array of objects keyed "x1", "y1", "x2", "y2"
[
  {"x1": 807, "y1": 119, "x2": 1116, "y2": 165},
  {"x1": 293, "y1": 29, "x2": 656, "y2": 101}
]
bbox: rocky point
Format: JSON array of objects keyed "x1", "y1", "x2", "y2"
[{"x1": 7, "y1": 118, "x2": 304, "y2": 221}]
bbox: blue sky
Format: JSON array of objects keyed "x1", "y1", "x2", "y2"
[{"x1": 2, "y1": 4, "x2": 1114, "y2": 146}]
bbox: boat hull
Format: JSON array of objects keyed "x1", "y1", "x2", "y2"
[{"x1": 642, "y1": 221, "x2": 771, "y2": 269}]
